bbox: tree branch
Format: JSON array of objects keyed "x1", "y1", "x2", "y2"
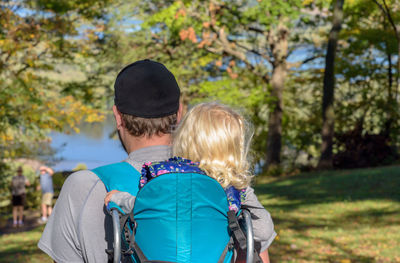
[
  {"x1": 230, "y1": 39, "x2": 272, "y2": 64},
  {"x1": 287, "y1": 54, "x2": 324, "y2": 68},
  {"x1": 373, "y1": 0, "x2": 399, "y2": 42}
]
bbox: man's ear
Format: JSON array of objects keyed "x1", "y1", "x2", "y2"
[
  {"x1": 176, "y1": 103, "x2": 184, "y2": 124},
  {"x1": 113, "y1": 105, "x2": 123, "y2": 130}
]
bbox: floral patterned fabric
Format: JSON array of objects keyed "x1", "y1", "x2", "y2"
[{"x1": 139, "y1": 156, "x2": 246, "y2": 212}]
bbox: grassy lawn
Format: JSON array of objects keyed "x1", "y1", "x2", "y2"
[
  {"x1": 0, "y1": 165, "x2": 399, "y2": 262},
  {"x1": 0, "y1": 225, "x2": 52, "y2": 263},
  {"x1": 256, "y1": 165, "x2": 400, "y2": 263}
]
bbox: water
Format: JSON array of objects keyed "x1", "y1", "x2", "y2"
[{"x1": 50, "y1": 116, "x2": 127, "y2": 171}]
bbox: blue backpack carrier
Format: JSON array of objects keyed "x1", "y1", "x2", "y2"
[{"x1": 93, "y1": 157, "x2": 257, "y2": 263}]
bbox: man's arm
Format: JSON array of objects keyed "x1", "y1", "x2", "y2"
[
  {"x1": 38, "y1": 171, "x2": 89, "y2": 262},
  {"x1": 40, "y1": 166, "x2": 54, "y2": 175},
  {"x1": 38, "y1": 169, "x2": 111, "y2": 263},
  {"x1": 243, "y1": 187, "x2": 277, "y2": 252}
]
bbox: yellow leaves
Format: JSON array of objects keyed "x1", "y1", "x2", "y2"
[
  {"x1": 302, "y1": 0, "x2": 314, "y2": 6},
  {"x1": 34, "y1": 95, "x2": 104, "y2": 133},
  {"x1": 0, "y1": 133, "x2": 14, "y2": 142},
  {"x1": 26, "y1": 59, "x2": 34, "y2": 67},
  {"x1": 85, "y1": 112, "x2": 105, "y2": 123},
  {"x1": 340, "y1": 259, "x2": 351, "y2": 263}
]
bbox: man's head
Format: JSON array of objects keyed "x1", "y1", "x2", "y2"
[
  {"x1": 113, "y1": 60, "x2": 182, "y2": 152},
  {"x1": 17, "y1": 167, "x2": 23, "y2": 175}
]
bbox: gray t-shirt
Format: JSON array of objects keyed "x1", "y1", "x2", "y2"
[
  {"x1": 11, "y1": 175, "x2": 28, "y2": 196},
  {"x1": 38, "y1": 145, "x2": 276, "y2": 262}
]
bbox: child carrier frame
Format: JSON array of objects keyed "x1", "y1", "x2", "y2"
[
  {"x1": 93, "y1": 160, "x2": 257, "y2": 263},
  {"x1": 110, "y1": 208, "x2": 255, "y2": 263}
]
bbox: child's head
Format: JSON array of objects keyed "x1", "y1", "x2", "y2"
[{"x1": 172, "y1": 102, "x2": 253, "y2": 189}]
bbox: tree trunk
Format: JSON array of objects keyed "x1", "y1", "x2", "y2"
[
  {"x1": 396, "y1": 27, "x2": 400, "y2": 104},
  {"x1": 318, "y1": 0, "x2": 344, "y2": 169},
  {"x1": 383, "y1": 45, "x2": 393, "y2": 137},
  {"x1": 265, "y1": 24, "x2": 288, "y2": 169},
  {"x1": 266, "y1": 63, "x2": 286, "y2": 167}
]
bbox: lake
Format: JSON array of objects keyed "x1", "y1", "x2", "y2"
[{"x1": 50, "y1": 116, "x2": 127, "y2": 171}]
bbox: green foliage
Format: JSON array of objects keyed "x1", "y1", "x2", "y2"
[
  {"x1": 2, "y1": 0, "x2": 400, "y2": 174},
  {"x1": 72, "y1": 163, "x2": 88, "y2": 171},
  {"x1": 102, "y1": 0, "x2": 400, "y2": 171},
  {"x1": 0, "y1": 0, "x2": 110, "y2": 161}
]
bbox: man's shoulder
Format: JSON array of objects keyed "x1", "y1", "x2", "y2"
[
  {"x1": 62, "y1": 169, "x2": 102, "y2": 194},
  {"x1": 64, "y1": 162, "x2": 136, "y2": 188}
]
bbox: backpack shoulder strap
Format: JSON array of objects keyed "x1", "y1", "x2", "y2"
[{"x1": 92, "y1": 162, "x2": 141, "y2": 196}]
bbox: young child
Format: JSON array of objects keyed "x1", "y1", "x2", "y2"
[{"x1": 105, "y1": 102, "x2": 276, "y2": 262}]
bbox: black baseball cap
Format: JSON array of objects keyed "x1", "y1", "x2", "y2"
[{"x1": 114, "y1": 59, "x2": 181, "y2": 118}]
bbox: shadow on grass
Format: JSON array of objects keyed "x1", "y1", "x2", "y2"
[
  {"x1": 256, "y1": 165, "x2": 400, "y2": 210},
  {"x1": 0, "y1": 246, "x2": 49, "y2": 263},
  {"x1": 269, "y1": 236, "x2": 377, "y2": 263},
  {"x1": 258, "y1": 166, "x2": 400, "y2": 262},
  {"x1": 271, "y1": 206, "x2": 400, "y2": 232},
  {"x1": 0, "y1": 225, "x2": 51, "y2": 263}
]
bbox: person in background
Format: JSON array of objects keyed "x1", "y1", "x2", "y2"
[
  {"x1": 11, "y1": 166, "x2": 30, "y2": 227},
  {"x1": 38, "y1": 165, "x2": 54, "y2": 223}
]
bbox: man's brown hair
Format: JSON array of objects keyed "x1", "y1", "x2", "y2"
[{"x1": 121, "y1": 113, "x2": 177, "y2": 137}]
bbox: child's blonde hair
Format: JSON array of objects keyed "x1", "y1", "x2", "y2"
[{"x1": 172, "y1": 102, "x2": 253, "y2": 189}]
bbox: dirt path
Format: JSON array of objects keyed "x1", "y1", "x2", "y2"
[{"x1": 0, "y1": 210, "x2": 43, "y2": 235}]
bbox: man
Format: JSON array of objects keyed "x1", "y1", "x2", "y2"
[
  {"x1": 38, "y1": 165, "x2": 54, "y2": 223},
  {"x1": 38, "y1": 59, "x2": 275, "y2": 262},
  {"x1": 11, "y1": 167, "x2": 30, "y2": 227}
]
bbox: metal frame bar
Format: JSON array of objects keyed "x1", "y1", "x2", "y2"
[
  {"x1": 111, "y1": 209, "x2": 121, "y2": 263},
  {"x1": 242, "y1": 210, "x2": 254, "y2": 263},
  {"x1": 111, "y1": 208, "x2": 255, "y2": 263}
]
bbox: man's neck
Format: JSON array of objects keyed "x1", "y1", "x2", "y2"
[{"x1": 125, "y1": 134, "x2": 172, "y2": 154}]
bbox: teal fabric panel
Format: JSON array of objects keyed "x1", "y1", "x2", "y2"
[
  {"x1": 176, "y1": 173, "x2": 191, "y2": 263},
  {"x1": 133, "y1": 172, "x2": 231, "y2": 263},
  {"x1": 134, "y1": 173, "x2": 178, "y2": 262},
  {"x1": 92, "y1": 162, "x2": 141, "y2": 196},
  {"x1": 191, "y1": 173, "x2": 230, "y2": 262}
]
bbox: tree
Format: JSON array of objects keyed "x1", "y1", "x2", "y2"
[
  {"x1": 104, "y1": 0, "x2": 400, "y2": 171},
  {"x1": 372, "y1": 0, "x2": 400, "y2": 135},
  {"x1": 0, "y1": 0, "x2": 112, "y2": 160},
  {"x1": 318, "y1": 0, "x2": 344, "y2": 169},
  {"x1": 108, "y1": 0, "x2": 323, "y2": 169}
]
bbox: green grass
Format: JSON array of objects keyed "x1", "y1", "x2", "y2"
[
  {"x1": 0, "y1": 225, "x2": 52, "y2": 263},
  {"x1": 256, "y1": 165, "x2": 400, "y2": 263},
  {"x1": 1, "y1": 166, "x2": 399, "y2": 262}
]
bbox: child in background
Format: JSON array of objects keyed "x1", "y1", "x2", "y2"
[{"x1": 105, "y1": 102, "x2": 276, "y2": 262}]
